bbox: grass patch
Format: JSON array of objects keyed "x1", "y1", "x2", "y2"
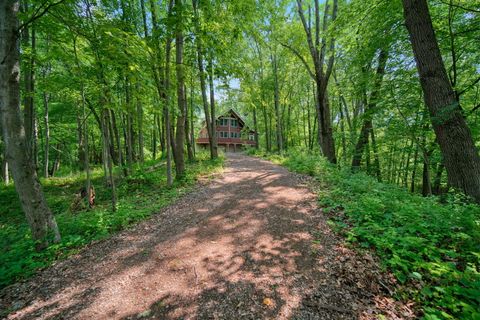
[
  {"x1": 248, "y1": 148, "x2": 480, "y2": 319},
  {"x1": 0, "y1": 152, "x2": 223, "y2": 290}
]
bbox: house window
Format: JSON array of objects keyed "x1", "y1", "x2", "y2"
[
  {"x1": 249, "y1": 134, "x2": 255, "y2": 141},
  {"x1": 231, "y1": 132, "x2": 237, "y2": 138},
  {"x1": 219, "y1": 118, "x2": 228, "y2": 126},
  {"x1": 220, "y1": 131, "x2": 229, "y2": 138},
  {"x1": 231, "y1": 119, "x2": 238, "y2": 127}
]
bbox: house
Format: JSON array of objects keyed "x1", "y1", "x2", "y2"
[{"x1": 196, "y1": 109, "x2": 257, "y2": 152}]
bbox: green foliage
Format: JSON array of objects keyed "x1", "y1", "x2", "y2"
[
  {"x1": 0, "y1": 153, "x2": 223, "y2": 289},
  {"x1": 254, "y1": 149, "x2": 480, "y2": 319}
]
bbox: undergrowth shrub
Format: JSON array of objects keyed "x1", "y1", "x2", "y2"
[{"x1": 257, "y1": 149, "x2": 480, "y2": 319}]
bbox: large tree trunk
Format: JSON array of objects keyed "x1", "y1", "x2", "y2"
[
  {"x1": 402, "y1": 0, "x2": 480, "y2": 202},
  {"x1": 174, "y1": 0, "x2": 186, "y2": 179},
  {"x1": 0, "y1": 0, "x2": 60, "y2": 250}
]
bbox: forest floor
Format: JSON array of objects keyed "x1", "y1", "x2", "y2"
[{"x1": 1, "y1": 154, "x2": 413, "y2": 320}]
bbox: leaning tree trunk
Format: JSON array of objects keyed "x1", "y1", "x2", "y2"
[
  {"x1": 0, "y1": 0, "x2": 60, "y2": 250},
  {"x1": 403, "y1": 0, "x2": 480, "y2": 202}
]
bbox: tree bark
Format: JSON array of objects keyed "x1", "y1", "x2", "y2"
[
  {"x1": 208, "y1": 59, "x2": 218, "y2": 156},
  {"x1": 295, "y1": 0, "x2": 338, "y2": 163},
  {"x1": 272, "y1": 53, "x2": 283, "y2": 152},
  {"x1": 136, "y1": 83, "x2": 144, "y2": 163},
  {"x1": 403, "y1": 0, "x2": 480, "y2": 202},
  {"x1": 185, "y1": 84, "x2": 194, "y2": 161},
  {"x1": 0, "y1": 0, "x2": 60, "y2": 250},
  {"x1": 43, "y1": 92, "x2": 49, "y2": 178},
  {"x1": 433, "y1": 161, "x2": 444, "y2": 194},
  {"x1": 21, "y1": 1, "x2": 36, "y2": 162},
  {"x1": 174, "y1": 0, "x2": 186, "y2": 179},
  {"x1": 164, "y1": 0, "x2": 174, "y2": 186},
  {"x1": 351, "y1": 49, "x2": 388, "y2": 169},
  {"x1": 192, "y1": 0, "x2": 217, "y2": 159},
  {"x1": 253, "y1": 107, "x2": 259, "y2": 149}
]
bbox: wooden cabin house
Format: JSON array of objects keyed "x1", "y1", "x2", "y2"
[{"x1": 196, "y1": 109, "x2": 257, "y2": 152}]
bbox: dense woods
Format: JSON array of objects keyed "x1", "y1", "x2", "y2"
[{"x1": 1, "y1": 0, "x2": 479, "y2": 318}]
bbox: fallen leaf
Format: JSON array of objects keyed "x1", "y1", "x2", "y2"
[{"x1": 263, "y1": 297, "x2": 274, "y2": 307}]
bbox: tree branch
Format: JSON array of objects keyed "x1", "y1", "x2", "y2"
[
  {"x1": 18, "y1": 0, "x2": 69, "y2": 33},
  {"x1": 458, "y1": 75, "x2": 480, "y2": 97},
  {"x1": 438, "y1": 0, "x2": 480, "y2": 13},
  {"x1": 277, "y1": 40, "x2": 315, "y2": 80}
]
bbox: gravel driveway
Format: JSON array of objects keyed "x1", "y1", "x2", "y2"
[{"x1": 1, "y1": 153, "x2": 410, "y2": 320}]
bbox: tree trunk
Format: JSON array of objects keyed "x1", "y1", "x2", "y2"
[
  {"x1": 185, "y1": 84, "x2": 194, "y2": 161},
  {"x1": 136, "y1": 83, "x2": 144, "y2": 163},
  {"x1": 0, "y1": 0, "x2": 60, "y2": 250},
  {"x1": 433, "y1": 161, "x2": 444, "y2": 195},
  {"x1": 192, "y1": 0, "x2": 217, "y2": 159},
  {"x1": 253, "y1": 107, "x2": 259, "y2": 149},
  {"x1": 174, "y1": 0, "x2": 186, "y2": 179},
  {"x1": 351, "y1": 49, "x2": 388, "y2": 169},
  {"x1": 1, "y1": 158, "x2": 9, "y2": 185},
  {"x1": 152, "y1": 115, "x2": 157, "y2": 159},
  {"x1": 125, "y1": 77, "x2": 133, "y2": 167},
  {"x1": 190, "y1": 83, "x2": 196, "y2": 158},
  {"x1": 296, "y1": 0, "x2": 338, "y2": 163},
  {"x1": 102, "y1": 109, "x2": 116, "y2": 211},
  {"x1": 262, "y1": 106, "x2": 270, "y2": 152},
  {"x1": 370, "y1": 125, "x2": 381, "y2": 181},
  {"x1": 422, "y1": 157, "x2": 432, "y2": 197},
  {"x1": 21, "y1": 3, "x2": 36, "y2": 161},
  {"x1": 272, "y1": 53, "x2": 283, "y2": 152},
  {"x1": 164, "y1": 0, "x2": 174, "y2": 186},
  {"x1": 43, "y1": 92, "x2": 50, "y2": 178},
  {"x1": 410, "y1": 143, "x2": 419, "y2": 193},
  {"x1": 208, "y1": 59, "x2": 218, "y2": 157},
  {"x1": 403, "y1": 0, "x2": 480, "y2": 202},
  {"x1": 80, "y1": 83, "x2": 92, "y2": 208}
]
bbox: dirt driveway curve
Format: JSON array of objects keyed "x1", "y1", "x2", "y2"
[{"x1": 1, "y1": 154, "x2": 406, "y2": 320}]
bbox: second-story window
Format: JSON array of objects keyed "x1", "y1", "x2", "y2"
[{"x1": 231, "y1": 119, "x2": 238, "y2": 127}]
